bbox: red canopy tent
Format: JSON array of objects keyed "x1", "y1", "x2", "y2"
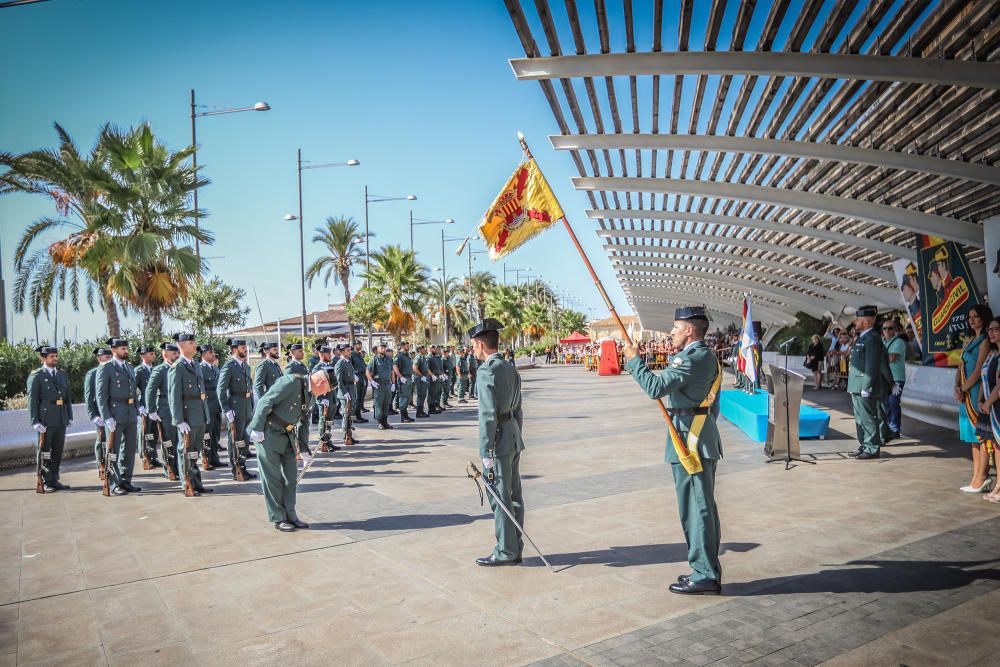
[{"x1": 559, "y1": 331, "x2": 591, "y2": 344}]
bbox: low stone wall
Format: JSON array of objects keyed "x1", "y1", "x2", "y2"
[{"x1": 0, "y1": 404, "x2": 97, "y2": 469}]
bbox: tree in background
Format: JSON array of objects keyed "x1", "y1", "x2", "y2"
[
  {"x1": 485, "y1": 285, "x2": 523, "y2": 344},
  {"x1": 344, "y1": 287, "x2": 388, "y2": 343},
  {"x1": 305, "y1": 216, "x2": 365, "y2": 343},
  {"x1": 554, "y1": 309, "x2": 587, "y2": 338},
  {"x1": 455, "y1": 270, "x2": 496, "y2": 321},
  {"x1": 426, "y1": 275, "x2": 469, "y2": 342},
  {"x1": 172, "y1": 277, "x2": 249, "y2": 337},
  {"x1": 361, "y1": 245, "x2": 429, "y2": 343},
  {"x1": 522, "y1": 302, "x2": 549, "y2": 342}
]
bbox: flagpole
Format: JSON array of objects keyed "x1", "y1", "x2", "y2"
[{"x1": 517, "y1": 133, "x2": 687, "y2": 439}]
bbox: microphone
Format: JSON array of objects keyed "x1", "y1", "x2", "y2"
[{"x1": 777, "y1": 337, "x2": 795, "y2": 348}]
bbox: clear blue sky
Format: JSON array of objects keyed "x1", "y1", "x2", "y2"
[{"x1": 0, "y1": 0, "x2": 623, "y2": 343}]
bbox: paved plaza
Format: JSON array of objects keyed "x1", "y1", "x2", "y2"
[{"x1": 2, "y1": 364, "x2": 999, "y2": 666}]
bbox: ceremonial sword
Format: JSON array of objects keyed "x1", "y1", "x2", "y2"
[{"x1": 466, "y1": 461, "x2": 554, "y2": 573}]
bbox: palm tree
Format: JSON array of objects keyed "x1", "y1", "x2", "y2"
[
  {"x1": 361, "y1": 245, "x2": 430, "y2": 344},
  {"x1": 427, "y1": 275, "x2": 466, "y2": 342},
  {"x1": 305, "y1": 216, "x2": 365, "y2": 343},
  {"x1": 485, "y1": 284, "x2": 523, "y2": 344},
  {"x1": 455, "y1": 270, "x2": 497, "y2": 320},
  {"x1": 522, "y1": 302, "x2": 548, "y2": 341}
]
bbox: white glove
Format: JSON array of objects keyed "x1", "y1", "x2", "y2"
[
  {"x1": 354, "y1": 374, "x2": 360, "y2": 382},
  {"x1": 105, "y1": 418, "x2": 117, "y2": 432},
  {"x1": 33, "y1": 423, "x2": 47, "y2": 434},
  {"x1": 138, "y1": 406, "x2": 148, "y2": 416},
  {"x1": 250, "y1": 430, "x2": 265, "y2": 443},
  {"x1": 482, "y1": 457, "x2": 494, "y2": 469},
  {"x1": 177, "y1": 421, "x2": 191, "y2": 435},
  {"x1": 399, "y1": 377, "x2": 408, "y2": 385},
  {"x1": 67, "y1": 420, "x2": 73, "y2": 427},
  {"x1": 891, "y1": 383, "x2": 903, "y2": 397},
  {"x1": 370, "y1": 381, "x2": 379, "y2": 389},
  {"x1": 421, "y1": 376, "x2": 429, "y2": 383},
  {"x1": 320, "y1": 399, "x2": 330, "y2": 407},
  {"x1": 225, "y1": 410, "x2": 235, "y2": 423},
  {"x1": 149, "y1": 412, "x2": 161, "y2": 422},
  {"x1": 91, "y1": 416, "x2": 104, "y2": 427},
  {"x1": 391, "y1": 384, "x2": 397, "y2": 393},
  {"x1": 860, "y1": 390, "x2": 870, "y2": 399},
  {"x1": 440, "y1": 374, "x2": 449, "y2": 382}
]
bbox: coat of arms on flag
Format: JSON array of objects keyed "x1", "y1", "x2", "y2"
[{"x1": 478, "y1": 157, "x2": 564, "y2": 261}]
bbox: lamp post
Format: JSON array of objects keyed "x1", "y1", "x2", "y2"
[
  {"x1": 190, "y1": 89, "x2": 270, "y2": 260},
  {"x1": 284, "y1": 151, "x2": 360, "y2": 342},
  {"x1": 0, "y1": 236, "x2": 7, "y2": 342},
  {"x1": 409, "y1": 211, "x2": 454, "y2": 251},
  {"x1": 439, "y1": 233, "x2": 470, "y2": 345},
  {"x1": 364, "y1": 189, "x2": 416, "y2": 286},
  {"x1": 503, "y1": 264, "x2": 530, "y2": 285}
]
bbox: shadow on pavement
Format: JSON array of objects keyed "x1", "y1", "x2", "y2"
[
  {"x1": 523, "y1": 541, "x2": 760, "y2": 568},
  {"x1": 307, "y1": 512, "x2": 486, "y2": 531}
]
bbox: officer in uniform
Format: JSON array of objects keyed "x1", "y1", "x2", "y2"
[
  {"x1": 457, "y1": 347, "x2": 470, "y2": 403},
  {"x1": 623, "y1": 306, "x2": 723, "y2": 595},
  {"x1": 333, "y1": 344, "x2": 359, "y2": 445},
  {"x1": 27, "y1": 345, "x2": 73, "y2": 492},
  {"x1": 249, "y1": 370, "x2": 324, "y2": 532},
  {"x1": 367, "y1": 342, "x2": 395, "y2": 429},
  {"x1": 848, "y1": 305, "x2": 892, "y2": 460},
  {"x1": 470, "y1": 319, "x2": 526, "y2": 566},
  {"x1": 97, "y1": 337, "x2": 141, "y2": 495},
  {"x1": 146, "y1": 342, "x2": 180, "y2": 481},
  {"x1": 393, "y1": 341, "x2": 415, "y2": 423},
  {"x1": 427, "y1": 345, "x2": 444, "y2": 414},
  {"x1": 254, "y1": 341, "x2": 282, "y2": 400},
  {"x1": 442, "y1": 347, "x2": 455, "y2": 408},
  {"x1": 283, "y1": 343, "x2": 312, "y2": 456},
  {"x1": 218, "y1": 338, "x2": 257, "y2": 481},
  {"x1": 468, "y1": 347, "x2": 479, "y2": 400},
  {"x1": 199, "y1": 344, "x2": 224, "y2": 469},
  {"x1": 135, "y1": 344, "x2": 162, "y2": 469},
  {"x1": 85, "y1": 346, "x2": 112, "y2": 480},
  {"x1": 351, "y1": 340, "x2": 369, "y2": 421},
  {"x1": 312, "y1": 344, "x2": 339, "y2": 451},
  {"x1": 413, "y1": 344, "x2": 430, "y2": 418},
  {"x1": 167, "y1": 333, "x2": 212, "y2": 496}
]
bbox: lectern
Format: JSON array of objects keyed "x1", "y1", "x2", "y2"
[{"x1": 764, "y1": 363, "x2": 808, "y2": 464}]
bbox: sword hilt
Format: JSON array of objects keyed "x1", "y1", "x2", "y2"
[{"x1": 466, "y1": 461, "x2": 482, "y2": 480}]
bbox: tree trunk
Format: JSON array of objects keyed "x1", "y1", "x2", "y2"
[
  {"x1": 142, "y1": 304, "x2": 162, "y2": 335},
  {"x1": 103, "y1": 290, "x2": 121, "y2": 337},
  {"x1": 341, "y1": 269, "x2": 354, "y2": 344}
]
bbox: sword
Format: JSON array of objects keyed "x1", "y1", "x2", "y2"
[
  {"x1": 466, "y1": 461, "x2": 554, "y2": 572},
  {"x1": 296, "y1": 454, "x2": 314, "y2": 482}
]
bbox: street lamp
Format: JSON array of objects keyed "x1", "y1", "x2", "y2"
[
  {"x1": 503, "y1": 264, "x2": 530, "y2": 285},
  {"x1": 440, "y1": 233, "x2": 471, "y2": 345},
  {"x1": 453, "y1": 238, "x2": 488, "y2": 321},
  {"x1": 364, "y1": 189, "x2": 416, "y2": 285},
  {"x1": 287, "y1": 151, "x2": 360, "y2": 342},
  {"x1": 409, "y1": 211, "x2": 454, "y2": 251},
  {"x1": 190, "y1": 89, "x2": 270, "y2": 260}
]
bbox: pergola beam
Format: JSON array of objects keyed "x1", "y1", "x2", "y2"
[
  {"x1": 576, "y1": 178, "x2": 984, "y2": 247},
  {"x1": 511, "y1": 51, "x2": 1000, "y2": 90},
  {"x1": 622, "y1": 278, "x2": 800, "y2": 314},
  {"x1": 552, "y1": 134, "x2": 1000, "y2": 187},
  {"x1": 628, "y1": 292, "x2": 796, "y2": 324}
]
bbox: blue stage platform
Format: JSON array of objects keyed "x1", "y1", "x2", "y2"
[{"x1": 720, "y1": 389, "x2": 830, "y2": 443}]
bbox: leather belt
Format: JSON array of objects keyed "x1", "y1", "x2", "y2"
[
  {"x1": 44, "y1": 400, "x2": 65, "y2": 405},
  {"x1": 110, "y1": 399, "x2": 135, "y2": 406},
  {"x1": 670, "y1": 407, "x2": 709, "y2": 416},
  {"x1": 182, "y1": 393, "x2": 207, "y2": 400},
  {"x1": 244, "y1": 392, "x2": 252, "y2": 398},
  {"x1": 267, "y1": 414, "x2": 296, "y2": 433}
]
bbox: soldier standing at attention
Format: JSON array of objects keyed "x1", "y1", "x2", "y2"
[
  {"x1": 848, "y1": 305, "x2": 892, "y2": 460},
  {"x1": 367, "y1": 342, "x2": 395, "y2": 430},
  {"x1": 249, "y1": 370, "x2": 325, "y2": 532},
  {"x1": 394, "y1": 341, "x2": 415, "y2": 423},
  {"x1": 85, "y1": 346, "x2": 112, "y2": 479},
  {"x1": 135, "y1": 345, "x2": 162, "y2": 469},
  {"x1": 623, "y1": 306, "x2": 724, "y2": 595},
  {"x1": 427, "y1": 345, "x2": 444, "y2": 414},
  {"x1": 218, "y1": 338, "x2": 257, "y2": 480},
  {"x1": 27, "y1": 345, "x2": 73, "y2": 492},
  {"x1": 469, "y1": 319, "x2": 526, "y2": 566},
  {"x1": 254, "y1": 341, "x2": 282, "y2": 400},
  {"x1": 283, "y1": 343, "x2": 312, "y2": 456},
  {"x1": 468, "y1": 346, "x2": 479, "y2": 400},
  {"x1": 333, "y1": 344, "x2": 359, "y2": 446},
  {"x1": 168, "y1": 333, "x2": 212, "y2": 496},
  {"x1": 442, "y1": 347, "x2": 455, "y2": 408},
  {"x1": 457, "y1": 347, "x2": 470, "y2": 404},
  {"x1": 413, "y1": 344, "x2": 430, "y2": 418},
  {"x1": 312, "y1": 344, "x2": 339, "y2": 450},
  {"x1": 351, "y1": 340, "x2": 369, "y2": 421},
  {"x1": 199, "y1": 344, "x2": 224, "y2": 469},
  {"x1": 146, "y1": 342, "x2": 180, "y2": 481},
  {"x1": 97, "y1": 337, "x2": 141, "y2": 495}
]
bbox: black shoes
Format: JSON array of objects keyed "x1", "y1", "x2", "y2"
[
  {"x1": 43, "y1": 485, "x2": 57, "y2": 492},
  {"x1": 122, "y1": 483, "x2": 142, "y2": 493},
  {"x1": 855, "y1": 451, "x2": 880, "y2": 460},
  {"x1": 669, "y1": 579, "x2": 721, "y2": 595},
  {"x1": 196, "y1": 486, "x2": 213, "y2": 493},
  {"x1": 149, "y1": 459, "x2": 164, "y2": 468},
  {"x1": 382, "y1": 421, "x2": 394, "y2": 430},
  {"x1": 289, "y1": 518, "x2": 309, "y2": 529},
  {"x1": 243, "y1": 470, "x2": 258, "y2": 480},
  {"x1": 459, "y1": 399, "x2": 468, "y2": 404},
  {"x1": 401, "y1": 412, "x2": 414, "y2": 423},
  {"x1": 275, "y1": 521, "x2": 296, "y2": 532},
  {"x1": 377, "y1": 422, "x2": 388, "y2": 430},
  {"x1": 111, "y1": 487, "x2": 128, "y2": 496},
  {"x1": 354, "y1": 417, "x2": 369, "y2": 424},
  {"x1": 429, "y1": 408, "x2": 441, "y2": 415},
  {"x1": 51, "y1": 481, "x2": 71, "y2": 490},
  {"x1": 416, "y1": 411, "x2": 429, "y2": 419},
  {"x1": 476, "y1": 555, "x2": 523, "y2": 567}
]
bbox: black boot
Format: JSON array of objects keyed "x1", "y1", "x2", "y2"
[
  {"x1": 401, "y1": 409, "x2": 414, "y2": 423},
  {"x1": 416, "y1": 410, "x2": 429, "y2": 418},
  {"x1": 382, "y1": 419, "x2": 394, "y2": 430}
]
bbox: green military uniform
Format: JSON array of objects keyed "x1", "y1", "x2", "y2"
[
  {"x1": 427, "y1": 351, "x2": 444, "y2": 413},
  {"x1": 442, "y1": 352, "x2": 455, "y2": 407},
  {"x1": 311, "y1": 353, "x2": 338, "y2": 448},
  {"x1": 146, "y1": 352, "x2": 179, "y2": 479},
  {"x1": 367, "y1": 349, "x2": 395, "y2": 427},
  {"x1": 284, "y1": 350, "x2": 312, "y2": 455},
  {"x1": 394, "y1": 348, "x2": 414, "y2": 422},
  {"x1": 84, "y1": 356, "x2": 108, "y2": 477},
  {"x1": 135, "y1": 353, "x2": 160, "y2": 468},
  {"x1": 200, "y1": 356, "x2": 224, "y2": 467},
  {"x1": 414, "y1": 349, "x2": 430, "y2": 417},
  {"x1": 626, "y1": 312, "x2": 723, "y2": 590},
  {"x1": 248, "y1": 375, "x2": 309, "y2": 525},
  {"x1": 847, "y1": 315, "x2": 893, "y2": 457},
  {"x1": 96, "y1": 347, "x2": 140, "y2": 494},
  {"x1": 254, "y1": 356, "x2": 282, "y2": 400},
  {"x1": 27, "y1": 348, "x2": 73, "y2": 490},
  {"x1": 351, "y1": 346, "x2": 368, "y2": 419},
  {"x1": 458, "y1": 352, "x2": 470, "y2": 402},
  {"x1": 168, "y1": 352, "x2": 209, "y2": 493},
  {"x1": 468, "y1": 354, "x2": 479, "y2": 399},
  {"x1": 333, "y1": 351, "x2": 357, "y2": 443},
  {"x1": 217, "y1": 348, "x2": 255, "y2": 480},
  {"x1": 472, "y1": 320, "x2": 526, "y2": 565}
]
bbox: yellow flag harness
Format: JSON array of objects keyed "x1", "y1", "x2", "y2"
[{"x1": 669, "y1": 358, "x2": 722, "y2": 475}]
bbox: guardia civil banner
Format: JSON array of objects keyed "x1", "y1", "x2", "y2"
[
  {"x1": 912, "y1": 235, "x2": 983, "y2": 367},
  {"x1": 891, "y1": 258, "x2": 923, "y2": 355}
]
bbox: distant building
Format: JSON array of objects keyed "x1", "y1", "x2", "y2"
[
  {"x1": 587, "y1": 315, "x2": 663, "y2": 342},
  {"x1": 226, "y1": 304, "x2": 388, "y2": 348}
]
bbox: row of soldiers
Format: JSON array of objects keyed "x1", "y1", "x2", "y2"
[{"x1": 27, "y1": 334, "x2": 480, "y2": 501}]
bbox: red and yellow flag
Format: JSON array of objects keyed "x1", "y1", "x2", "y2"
[{"x1": 478, "y1": 158, "x2": 564, "y2": 261}]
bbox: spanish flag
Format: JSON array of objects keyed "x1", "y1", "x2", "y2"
[{"x1": 478, "y1": 158, "x2": 564, "y2": 261}]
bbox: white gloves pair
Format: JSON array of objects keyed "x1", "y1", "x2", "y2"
[
  {"x1": 91, "y1": 417, "x2": 105, "y2": 427},
  {"x1": 105, "y1": 418, "x2": 117, "y2": 432},
  {"x1": 33, "y1": 424, "x2": 46, "y2": 434},
  {"x1": 370, "y1": 381, "x2": 379, "y2": 389},
  {"x1": 176, "y1": 422, "x2": 190, "y2": 435},
  {"x1": 149, "y1": 412, "x2": 161, "y2": 422},
  {"x1": 399, "y1": 377, "x2": 408, "y2": 385},
  {"x1": 439, "y1": 374, "x2": 449, "y2": 382},
  {"x1": 250, "y1": 430, "x2": 265, "y2": 443},
  {"x1": 225, "y1": 410, "x2": 235, "y2": 423},
  {"x1": 891, "y1": 383, "x2": 903, "y2": 397}
]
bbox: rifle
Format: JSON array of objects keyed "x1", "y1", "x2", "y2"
[
  {"x1": 201, "y1": 431, "x2": 214, "y2": 470},
  {"x1": 319, "y1": 402, "x2": 333, "y2": 452},
  {"x1": 157, "y1": 420, "x2": 179, "y2": 482},
  {"x1": 141, "y1": 414, "x2": 155, "y2": 470},
  {"x1": 231, "y1": 418, "x2": 248, "y2": 482},
  {"x1": 102, "y1": 428, "x2": 115, "y2": 497},
  {"x1": 35, "y1": 430, "x2": 45, "y2": 494},
  {"x1": 344, "y1": 397, "x2": 354, "y2": 446},
  {"x1": 96, "y1": 424, "x2": 107, "y2": 481},
  {"x1": 182, "y1": 431, "x2": 197, "y2": 497}
]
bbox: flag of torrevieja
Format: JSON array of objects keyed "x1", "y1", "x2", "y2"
[
  {"x1": 739, "y1": 295, "x2": 758, "y2": 387},
  {"x1": 478, "y1": 158, "x2": 564, "y2": 261}
]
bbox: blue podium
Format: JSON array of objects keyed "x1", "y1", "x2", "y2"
[{"x1": 720, "y1": 388, "x2": 830, "y2": 444}]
